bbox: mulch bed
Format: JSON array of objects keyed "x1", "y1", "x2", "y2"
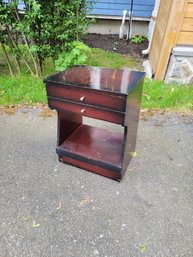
[{"x1": 83, "y1": 33, "x2": 149, "y2": 59}]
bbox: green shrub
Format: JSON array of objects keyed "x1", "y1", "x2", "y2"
[{"x1": 0, "y1": 0, "x2": 93, "y2": 77}]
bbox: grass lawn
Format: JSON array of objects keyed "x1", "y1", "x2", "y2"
[
  {"x1": 0, "y1": 46, "x2": 193, "y2": 111},
  {"x1": 86, "y1": 48, "x2": 141, "y2": 70},
  {"x1": 142, "y1": 80, "x2": 193, "y2": 111},
  {"x1": 0, "y1": 76, "x2": 47, "y2": 105}
]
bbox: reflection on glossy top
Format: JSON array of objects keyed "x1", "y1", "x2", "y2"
[{"x1": 44, "y1": 66, "x2": 145, "y2": 95}]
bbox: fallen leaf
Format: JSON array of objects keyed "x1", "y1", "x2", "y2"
[
  {"x1": 32, "y1": 220, "x2": 40, "y2": 228},
  {"x1": 22, "y1": 215, "x2": 31, "y2": 221},
  {"x1": 130, "y1": 151, "x2": 137, "y2": 157},
  {"x1": 79, "y1": 196, "x2": 91, "y2": 208},
  {"x1": 39, "y1": 109, "x2": 55, "y2": 118},
  {"x1": 140, "y1": 243, "x2": 147, "y2": 253},
  {"x1": 56, "y1": 202, "x2": 62, "y2": 210}
]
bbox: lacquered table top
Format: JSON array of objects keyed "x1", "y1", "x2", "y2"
[{"x1": 44, "y1": 66, "x2": 145, "y2": 95}]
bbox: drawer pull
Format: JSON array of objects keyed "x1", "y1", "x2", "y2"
[
  {"x1": 80, "y1": 96, "x2": 85, "y2": 101},
  {"x1": 81, "y1": 108, "x2": 85, "y2": 113}
]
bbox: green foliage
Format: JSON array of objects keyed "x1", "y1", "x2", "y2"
[
  {"x1": 55, "y1": 41, "x2": 91, "y2": 71},
  {"x1": 22, "y1": 0, "x2": 93, "y2": 66},
  {"x1": 0, "y1": 0, "x2": 93, "y2": 77},
  {"x1": 131, "y1": 35, "x2": 147, "y2": 44},
  {"x1": 0, "y1": 44, "x2": 138, "y2": 75}
]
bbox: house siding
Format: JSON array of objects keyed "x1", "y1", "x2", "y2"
[{"x1": 90, "y1": 0, "x2": 155, "y2": 18}]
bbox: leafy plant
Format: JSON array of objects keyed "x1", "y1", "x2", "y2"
[
  {"x1": 0, "y1": 0, "x2": 93, "y2": 77},
  {"x1": 55, "y1": 41, "x2": 91, "y2": 71},
  {"x1": 130, "y1": 35, "x2": 147, "y2": 44}
]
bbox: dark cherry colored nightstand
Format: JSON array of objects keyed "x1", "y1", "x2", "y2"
[{"x1": 44, "y1": 66, "x2": 145, "y2": 181}]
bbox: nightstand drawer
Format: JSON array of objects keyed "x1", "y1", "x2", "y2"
[
  {"x1": 46, "y1": 83, "x2": 126, "y2": 112},
  {"x1": 48, "y1": 98, "x2": 125, "y2": 125}
]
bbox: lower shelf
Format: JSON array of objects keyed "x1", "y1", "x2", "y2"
[{"x1": 56, "y1": 124, "x2": 125, "y2": 180}]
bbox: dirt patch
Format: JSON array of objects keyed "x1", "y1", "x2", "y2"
[
  {"x1": 140, "y1": 108, "x2": 193, "y2": 121},
  {"x1": 83, "y1": 33, "x2": 148, "y2": 59},
  {"x1": 0, "y1": 103, "x2": 55, "y2": 117},
  {"x1": 0, "y1": 106, "x2": 17, "y2": 116},
  {"x1": 39, "y1": 109, "x2": 56, "y2": 118}
]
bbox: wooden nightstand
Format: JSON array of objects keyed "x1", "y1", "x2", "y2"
[{"x1": 44, "y1": 66, "x2": 145, "y2": 181}]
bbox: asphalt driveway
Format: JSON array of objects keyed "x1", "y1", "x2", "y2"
[{"x1": 0, "y1": 108, "x2": 193, "y2": 257}]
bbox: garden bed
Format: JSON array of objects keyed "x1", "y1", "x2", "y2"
[{"x1": 83, "y1": 33, "x2": 148, "y2": 59}]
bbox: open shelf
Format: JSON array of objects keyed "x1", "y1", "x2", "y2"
[{"x1": 56, "y1": 124, "x2": 124, "y2": 171}]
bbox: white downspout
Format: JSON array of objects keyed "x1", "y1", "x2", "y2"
[
  {"x1": 119, "y1": 10, "x2": 127, "y2": 39},
  {"x1": 142, "y1": 0, "x2": 160, "y2": 55}
]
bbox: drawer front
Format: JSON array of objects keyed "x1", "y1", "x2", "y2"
[
  {"x1": 48, "y1": 98, "x2": 125, "y2": 125},
  {"x1": 46, "y1": 83, "x2": 126, "y2": 112}
]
